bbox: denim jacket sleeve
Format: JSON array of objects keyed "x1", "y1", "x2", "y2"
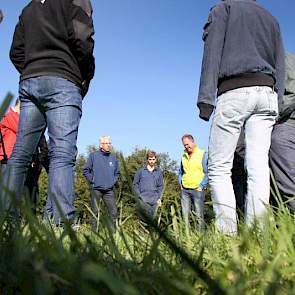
[
  {"x1": 83, "y1": 153, "x2": 94, "y2": 184},
  {"x1": 199, "y1": 152, "x2": 209, "y2": 189},
  {"x1": 197, "y1": 3, "x2": 229, "y2": 121},
  {"x1": 113, "y1": 157, "x2": 120, "y2": 185},
  {"x1": 156, "y1": 170, "x2": 164, "y2": 198}
]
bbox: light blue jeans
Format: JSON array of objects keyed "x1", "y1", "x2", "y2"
[
  {"x1": 208, "y1": 86, "x2": 278, "y2": 233},
  {"x1": 2, "y1": 76, "x2": 82, "y2": 224}
]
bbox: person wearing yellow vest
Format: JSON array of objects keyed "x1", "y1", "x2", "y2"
[{"x1": 178, "y1": 134, "x2": 208, "y2": 230}]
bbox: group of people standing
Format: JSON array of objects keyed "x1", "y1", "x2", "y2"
[
  {"x1": 83, "y1": 137, "x2": 164, "y2": 231},
  {"x1": 0, "y1": 0, "x2": 294, "y2": 234}
]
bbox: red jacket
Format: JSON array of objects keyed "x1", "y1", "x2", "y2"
[{"x1": 0, "y1": 107, "x2": 19, "y2": 160}]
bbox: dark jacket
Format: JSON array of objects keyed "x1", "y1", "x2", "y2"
[
  {"x1": 10, "y1": 0, "x2": 95, "y2": 97},
  {"x1": 280, "y1": 52, "x2": 295, "y2": 123},
  {"x1": 83, "y1": 150, "x2": 120, "y2": 190},
  {"x1": 198, "y1": 0, "x2": 285, "y2": 121},
  {"x1": 133, "y1": 166, "x2": 163, "y2": 205}
]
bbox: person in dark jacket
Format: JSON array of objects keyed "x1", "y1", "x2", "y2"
[
  {"x1": 83, "y1": 136, "x2": 120, "y2": 231},
  {"x1": 133, "y1": 151, "x2": 163, "y2": 221},
  {"x1": 197, "y1": 0, "x2": 285, "y2": 234},
  {"x1": 4, "y1": 0, "x2": 95, "y2": 224},
  {"x1": 270, "y1": 52, "x2": 295, "y2": 209}
]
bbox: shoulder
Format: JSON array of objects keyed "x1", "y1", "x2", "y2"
[
  {"x1": 71, "y1": 0, "x2": 93, "y2": 16},
  {"x1": 209, "y1": 1, "x2": 229, "y2": 14},
  {"x1": 111, "y1": 153, "x2": 119, "y2": 161},
  {"x1": 156, "y1": 167, "x2": 163, "y2": 174}
]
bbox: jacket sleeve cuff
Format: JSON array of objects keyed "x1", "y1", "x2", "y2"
[{"x1": 198, "y1": 103, "x2": 214, "y2": 121}]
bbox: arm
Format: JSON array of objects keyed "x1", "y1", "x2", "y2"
[
  {"x1": 199, "y1": 152, "x2": 209, "y2": 190},
  {"x1": 156, "y1": 170, "x2": 164, "y2": 198},
  {"x1": 83, "y1": 153, "x2": 94, "y2": 184},
  {"x1": 197, "y1": 3, "x2": 229, "y2": 121},
  {"x1": 10, "y1": 17, "x2": 25, "y2": 74},
  {"x1": 132, "y1": 169, "x2": 141, "y2": 197},
  {"x1": 279, "y1": 93, "x2": 295, "y2": 122},
  {"x1": 69, "y1": 0, "x2": 95, "y2": 97}
]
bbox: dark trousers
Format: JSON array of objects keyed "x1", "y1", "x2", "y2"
[
  {"x1": 91, "y1": 189, "x2": 117, "y2": 231},
  {"x1": 270, "y1": 123, "x2": 295, "y2": 209},
  {"x1": 137, "y1": 198, "x2": 157, "y2": 222},
  {"x1": 1, "y1": 162, "x2": 39, "y2": 215},
  {"x1": 232, "y1": 152, "x2": 247, "y2": 220}
]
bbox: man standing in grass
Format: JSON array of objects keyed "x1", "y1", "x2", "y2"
[
  {"x1": 197, "y1": 0, "x2": 285, "y2": 233},
  {"x1": 270, "y1": 52, "x2": 295, "y2": 209},
  {"x1": 83, "y1": 136, "x2": 120, "y2": 231},
  {"x1": 179, "y1": 134, "x2": 208, "y2": 230},
  {"x1": 133, "y1": 151, "x2": 164, "y2": 222},
  {"x1": 4, "y1": 0, "x2": 95, "y2": 225}
]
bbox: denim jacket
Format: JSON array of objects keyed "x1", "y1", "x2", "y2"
[{"x1": 197, "y1": 0, "x2": 285, "y2": 121}]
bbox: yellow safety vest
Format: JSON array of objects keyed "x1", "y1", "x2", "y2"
[{"x1": 181, "y1": 147, "x2": 204, "y2": 189}]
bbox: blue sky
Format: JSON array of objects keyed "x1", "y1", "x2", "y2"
[{"x1": 1, "y1": 0, "x2": 295, "y2": 161}]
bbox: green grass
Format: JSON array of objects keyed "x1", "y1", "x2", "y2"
[
  {"x1": 1, "y1": 93, "x2": 295, "y2": 294},
  {"x1": 0, "y1": 200, "x2": 295, "y2": 294}
]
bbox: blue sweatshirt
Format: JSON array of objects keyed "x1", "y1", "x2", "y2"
[
  {"x1": 83, "y1": 150, "x2": 120, "y2": 190},
  {"x1": 133, "y1": 166, "x2": 164, "y2": 205}
]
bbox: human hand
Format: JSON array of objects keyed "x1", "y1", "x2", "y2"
[{"x1": 157, "y1": 199, "x2": 162, "y2": 207}]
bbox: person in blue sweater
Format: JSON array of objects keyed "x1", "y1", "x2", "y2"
[
  {"x1": 133, "y1": 151, "x2": 164, "y2": 221},
  {"x1": 83, "y1": 136, "x2": 120, "y2": 231}
]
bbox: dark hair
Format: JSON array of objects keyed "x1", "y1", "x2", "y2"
[
  {"x1": 146, "y1": 151, "x2": 157, "y2": 159},
  {"x1": 181, "y1": 134, "x2": 194, "y2": 142}
]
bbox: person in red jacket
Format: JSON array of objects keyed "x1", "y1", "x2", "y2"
[{"x1": 0, "y1": 99, "x2": 20, "y2": 163}]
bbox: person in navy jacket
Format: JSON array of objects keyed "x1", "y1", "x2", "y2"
[
  {"x1": 83, "y1": 136, "x2": 120, "y2": 231},
  {"x1": 133, "y1": 151, "x2": 163, "y2": 221}
]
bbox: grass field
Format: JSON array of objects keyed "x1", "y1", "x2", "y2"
[
  {"x1": 0, "y1": 199, "x2": 295, "y2": 295},
  {"x1": 1, "y1": 93, "x2": 295, "y2": 294}
]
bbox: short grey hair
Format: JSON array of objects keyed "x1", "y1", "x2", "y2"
[{"x1": 99, "y1": 135, "x2": 111, "y2": 144}]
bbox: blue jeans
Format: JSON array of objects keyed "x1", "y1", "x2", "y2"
[
  {"x1": 2, "y1": 76, "x2": 82, "y2": 223},
  {"x1": 181, "y1": 188, "x2": 205, "y2": 230},
  {"x1": 208, "y1": 86, "x2": 278, "y2": 233}
]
